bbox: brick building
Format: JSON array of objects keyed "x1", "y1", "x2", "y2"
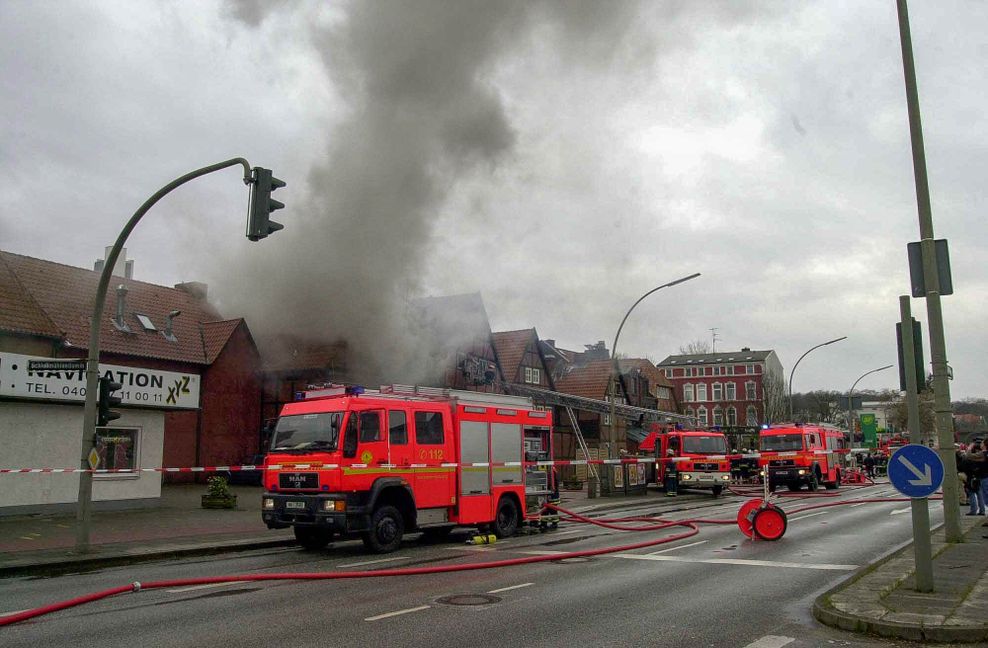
[
  {"x1": 656, "y1": 348, "x2": 784, "y2": 434},
  {"x1": 0, "y1": 250, "x2": 263, "y2": 514}
]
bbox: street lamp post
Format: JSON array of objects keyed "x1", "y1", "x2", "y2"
[
  {"x1": 787, "y1": 336, "x2": 847, "y2": 422},
  {"x1": 602, "y1": 273, "x2": 700, "y2": 497},
  {"x1": 75, "y1": 158, "x2": 276, "y2": 551},
  {"x1": 846, "y1": 364, "x2": 894, "y2": 447}
]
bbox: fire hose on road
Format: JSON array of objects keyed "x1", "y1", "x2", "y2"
[{"x1": 0, "y1": 490, "x2": 932, "y2": 628}]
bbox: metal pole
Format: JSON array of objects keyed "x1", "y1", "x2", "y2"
[
  {"x1": 605, "y1": 273, "x2": 701, "y2": 497},
  {"x1": 847, "y1": 365, "x2": 894, "y2": 448},
  {"x1": 901, "y1": 296, "x2": 933, "y2": 591},
  {"x1": 895, "y1": 0, "x2": 960, "y2": 542},
  {"x1": 76, "y1": 158, "x2": 252, "y2": 551},
  {"x1": 787, "y1": 336, "x2": 847, "y2": 422}
]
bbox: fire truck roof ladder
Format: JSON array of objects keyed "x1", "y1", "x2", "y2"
[
  {"x1": 503, "y1": 383, "x2": 692, "y2": 424},
  {"x1": 377, "y1": 384, "x2": 535, "y2": 409}
]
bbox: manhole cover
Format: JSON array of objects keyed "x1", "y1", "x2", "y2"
[
  {"x1": 550, "y1": 556, "x2": 593, "y2": 564},
  {"x1": 436, "y1": 594, "x2": 501, "y2": 606}
]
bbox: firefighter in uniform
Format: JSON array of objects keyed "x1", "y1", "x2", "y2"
[{"x1": 664, "y1": 449, "x2": 678, "y2": 496}]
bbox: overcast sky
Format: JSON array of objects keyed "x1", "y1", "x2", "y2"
[{"x1": 1, "y1": 1, "x2": 984, "y2": 398}]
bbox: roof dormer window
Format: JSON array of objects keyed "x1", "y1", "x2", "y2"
[{"x1": 134, "y1": 313, "x2": 156, "y2": 331}]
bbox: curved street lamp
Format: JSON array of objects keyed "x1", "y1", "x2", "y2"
[
  {"x1": 607, "y1": 272, "x2": 701, "y2": 465},
  {"x1": 847, "y1": 364, "x2": 894, "y2": 446},
  {"x1": 787, "y1": 336, "x2": 847, "y2": 421}
]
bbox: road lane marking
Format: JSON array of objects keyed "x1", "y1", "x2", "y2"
[
  {"x1": 339, "y1": 556, "x2": 409, "y2": 568},
  {"x1": 517, "y1": 550, "x2": 568, "y2": 556},
  {"x1": 487, "y1": 582, "x2": 534, "y2": 594},
  {"x1": 167, "y1": 581, "x2": 248, "y2": 593},
  {"x1": 647, "y1": 540, "x2": 707, "y2": 555},
  {"x1": 550, "y1": 528, "x2": 582, "y2": 535},
  {"x1": 743, "y1": 636, "x2": 795, "y2": 648},
  {"x1": 365, "y1": 605, "x2": 431, "y2": 621},
  {"x1": 788, "y1": 511, "x2": 827, "y2": 522},
  {"x1": 890, "y1": 507, "x2": 911, "y2": 516},
  {"x1": 849, "y1": 502, "x2": 869, "y2": 508},
  {"x1": 610, "y1": 554, "x2": 857, "y2": 571}
]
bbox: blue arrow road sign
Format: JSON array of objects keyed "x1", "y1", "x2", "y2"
[{"x1": 888, "y1": 444, "x2": 944, "y2": 498}]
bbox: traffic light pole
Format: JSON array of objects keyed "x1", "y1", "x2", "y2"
[
  {"x1": 75, "y1": 158, "x2": 253, "y2": 551},
  {"x1": 895, "y1": 0, "x2": 960, "y2": 542}
]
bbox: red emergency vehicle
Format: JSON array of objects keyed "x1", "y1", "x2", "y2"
[
  {"x1": 261, "y1": 385, "x2": 555, "y2": 553},
  {"x1": 641, "y1": 427, "x2": 731, "y2": 496},
  {"x1": 758, "y1": 424, "x2": 848, "y2": 491}
]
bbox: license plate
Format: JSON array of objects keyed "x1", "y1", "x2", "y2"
[{"x1": 286, "y1": 501, "x2": 306, "y2": 510}]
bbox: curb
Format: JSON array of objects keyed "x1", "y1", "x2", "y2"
[
  {"x1": 812, "y1": 520, "x2": 988, "y2": 643},
  {"x1": 0, "y1": 537, "x2": 295, "y2": 579}
]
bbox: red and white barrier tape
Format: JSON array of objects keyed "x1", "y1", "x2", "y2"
[{"x1": 0, "y1": 450, "x2": 845, "y2": 475}]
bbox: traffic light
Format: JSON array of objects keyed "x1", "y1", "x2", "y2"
[
  {"x1": 97, "y1": 375, "x2": 123, "y2": 427},
  {"x1": 246, "y1": 167, "x2": 286, "y2": 241}
]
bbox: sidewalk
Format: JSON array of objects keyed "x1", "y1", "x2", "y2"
[
  {"x1": 814, "y1": 512, "x2": 988, "y2": 643},
  {"x1": 0, "y1": 484, "x2": 661, "y2": 578}
]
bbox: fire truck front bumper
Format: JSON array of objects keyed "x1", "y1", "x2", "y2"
[
  {"x1": 261, "y1": 493, "x2": 353, "y2": 530},
  {"x1": 678, "y1": 472, "x2": 731, "y2": 487},
  {"x1": 767, "y1": 468, "x2": 809, "y2": 485}
]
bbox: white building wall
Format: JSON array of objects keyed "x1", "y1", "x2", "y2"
[{"x1": 0, "y1": 401, "x2": 163, "y2": 511}]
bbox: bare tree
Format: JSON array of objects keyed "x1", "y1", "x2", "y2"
[
  {"x1": 763, "y1": 373, "x2": 788, "y2": 424},
  {"x1": 678, "y1": 339, "x2": 710, "y2": 355}
]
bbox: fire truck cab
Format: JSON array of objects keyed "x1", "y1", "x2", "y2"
[
  {"x1": 643, "y1": 428, "x2": 731, "y2": 497},
  {"x1": 261, "y1": 385, "x2": 554, "y2": 553},
  {"x1": 758, "y1": 424, "x2": 848, "y2": 492}
]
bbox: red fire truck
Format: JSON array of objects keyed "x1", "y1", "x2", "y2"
[
  {"x1": 641, "y1": 428, "x2": 732, "y2": 497},
  {"x1": 261, "y1": 385, "x2": 555, "y2": 553},
  {"x1": 758, "y1": 424, "x2": 848, "y2": 491}
]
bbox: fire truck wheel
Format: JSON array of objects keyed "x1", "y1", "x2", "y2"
[
  {"x1": 363, "y1": 505, "x2": 404, "y2": 553},
  {"x1": 712, "y1": 485, "x2": 724, "y2": 498},
  {"x1": 492, "y1": 497, "x2": 519, "y2": 538},
  {"x1": 807, "y1": 472, "x2": 819, "y2": 492},
  {"x1": 294, "y1": 526, "x2": 332, "y2": 550}
]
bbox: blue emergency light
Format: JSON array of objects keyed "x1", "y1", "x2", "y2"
[{"x1": 345, "y1": 385, "x2": 365, "y2": 396}]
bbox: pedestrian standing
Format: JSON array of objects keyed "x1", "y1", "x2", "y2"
[
  {"x1": 863, "y1": 453, "x2": 876, "y2": 479},
  {"x1": 956, "y1": 450, "x2": 969, "y2": 506},
  {"x1": 964, "y1": 442, "x2": 986, "y2": 516}
]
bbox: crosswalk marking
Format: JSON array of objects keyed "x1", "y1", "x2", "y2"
[{"x1": 743, "y1": 636, "x2": 795, "y2": 648}]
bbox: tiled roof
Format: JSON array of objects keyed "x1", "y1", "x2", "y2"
[
  {"x1": 492, "y1": 328, "x2": 535, "y2": 383},
  {"x1": 658, "y1": 350, "x2": 773, "y2": 365},
  {"x1": 0, "y1": 250, "x2": 241, "y2": 365},
  {"x1": 619, "y1": 358, "x2": 673, "y2": 389},
  {"x1": 555, "y1": 359, "x2": 614, "y2": 400},
  {"x1": 0, "y1": 253, "x2": 61, "y2": 338}
]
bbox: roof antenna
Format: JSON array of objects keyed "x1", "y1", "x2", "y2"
[{"x1": 162, "y1": 310, "x2": 181, "y2": 342}]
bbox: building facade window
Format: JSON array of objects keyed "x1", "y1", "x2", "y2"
[
  {"x1": 726, "y1": 382, "x2": 736, "y2": 400},
  {"x1": 746, "y1": 363, "x2": 755, "y2": 374},
  {"x1": 686, "y1": 407, "x2": 695, "y2": 419},
  {"x1": 697, "y1": 406, "x2": 708, "y2": 426},
  {"x1": 712, "y1": 382, "x2": 723, "y2": 401},
  {"x1": 727, "y1": 407, "x2": 737, "y2": 426},
  {"x1": 726, "y1": 365, "x2": 734, "y2": 375},
  {"x1": 523, "y1": 367, "x2": 541, "y2": 384},
  {"x1": 657, "y1": 387, "x2": 672, "y2": 400},
  {"x1": 746, "y1": 406, "x2": 758, "y2": 426},
  {"x1": 713, "y1": 407, "x2": 723, "y2": 427},
  {"x1": 696, "y1": 383, "x2": 707, "y2": 402},
  {"x1": 95, "y1": 428, "x2": 139, "y2": 475},
  {"x1": 745, "y1": 381, "x2": 756, "y2": 401},
  {"x1": 683, "y1": 383, "x2": 694, "y2": 402}
]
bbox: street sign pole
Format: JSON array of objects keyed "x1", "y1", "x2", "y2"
[{"x1": 888, "y1": 444, "x2": 944, "y2": 593}]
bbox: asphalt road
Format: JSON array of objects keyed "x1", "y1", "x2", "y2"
[{"x1": 0, "y1": 484, "x2": 963, "y2": 648}]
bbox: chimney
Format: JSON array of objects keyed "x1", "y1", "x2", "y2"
[
  {"x1": 174, "y1": 281, "x2": 208, "y2": 300},
  {"x1": 94, "y1": 247, "x2": 133, "y2": 279},
  {"x1": 162, "y1": 310, "x2": 181, "y2": 342},
  {"x1": 741, "y1": 346, "x2": 751, "y2": 352},
  {"x1": 112, "y1": 284, "x2": 131, "y2": 332}
]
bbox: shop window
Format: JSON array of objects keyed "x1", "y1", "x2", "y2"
[{"x1": 95, "y1": 428, "x2": 138, "y2": 473}]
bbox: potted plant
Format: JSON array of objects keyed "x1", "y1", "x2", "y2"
[{"x1": 201, "y1": 476, "x2": 238, "y2": 509}]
